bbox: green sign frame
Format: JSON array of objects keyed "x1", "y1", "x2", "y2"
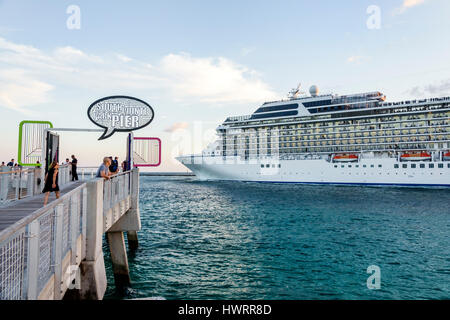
[{"x1": 18, "y1": 120, "x2": 53, "y2": 167}]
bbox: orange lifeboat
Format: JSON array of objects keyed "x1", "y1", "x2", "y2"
[
  {"x1": 443, "y1": 151, "x2": 450, "y2": 161},
  {"x1": 400, "y1": 152, "x2": 431, "y2": 161},
  {"x1": 333, "y1": 154, "x2": 358, "y2": 162}
]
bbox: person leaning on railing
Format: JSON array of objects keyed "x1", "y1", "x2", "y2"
[{"x1": 96, "y1": 157, "x2": 111, "y2": 180}]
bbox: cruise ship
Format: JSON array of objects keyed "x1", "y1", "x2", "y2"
[{"x1": 177, "y1": 84, "x2": 450, "y2": 186}]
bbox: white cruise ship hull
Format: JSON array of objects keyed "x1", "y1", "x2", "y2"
[{"x1": 177, "y1": 156, "x2": 450, "y2": 187}]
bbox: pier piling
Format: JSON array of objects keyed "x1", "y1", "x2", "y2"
[
  {"x1": 106, "y1": 231, "x2": 131, "y2": 288},
  {"x1": 79, "y1": 179, "x2": 107, "y2": 300},
  {"x1": 127, "y1": 231, "x2": 139, "y2": 250}
]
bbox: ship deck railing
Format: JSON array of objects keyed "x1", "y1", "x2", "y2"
[{"x1": 224, "y1": 99, "x2": 450, "y2": 125}]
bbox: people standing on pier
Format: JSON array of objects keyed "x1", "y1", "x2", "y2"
[
  {"x1": 96, "y1": 157, "x2": 111, "y2": 180},
  {"x1": 43, "y1": 161, "x2": 60, "y2": 206},
  {"x1": 65, "y1": 158, "x2": 72, "y2": 179},
  {"x1": 109, "y1": 156, "x2": 119, "y2": 175},
  {"x1": 71, "y1": 155, "x2": 79, "y2": 181},
  {"x1": 121, "y1": 160, "x2": 128, "y2": 172}
]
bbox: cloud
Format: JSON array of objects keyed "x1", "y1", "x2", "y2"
[
  {"x1": 394, "y1": 0, "x2": 427, "y2": 15},
  {"x1": 0, "y1": 69, "x2": 53, "y2": 113},
  {"x1": 0, "y1": 37, "x2": 278, "y2": 113},
  {"x1": 424, "y1": 79, "x2": 450, "y2": 95},
  {"x1": 405, "y1": 86, "x2": 424, "y2": 97},
  {"x1": 406, "y1": 79, "x2": 450, "y2": 97},
  {"x1": 241, "y1": 47, "x2": 255, "y2": 56},
  {"x1": 346, "y1": 56, "x2": 366, "y2": 64},
  {"x1": 116, "y1": 53, "x2": 133, "y2": 63},
  {"x1": 54, "y1": 46, "x2": 103, "y2": 63},
  {"x1": 160, "y1": 53, "x2": 278, "y2": 103},
  {"x1": 164, "y1": 121, "x2": 189, "y2": 133}
]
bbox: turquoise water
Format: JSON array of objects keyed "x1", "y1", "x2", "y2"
[{"x1": 104, "y1": 176, "x2": 450, "y2": 299}]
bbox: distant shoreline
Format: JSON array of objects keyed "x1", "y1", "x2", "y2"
[{"x1": 140, "y1": 172, "x2": 195, "y2": 176}]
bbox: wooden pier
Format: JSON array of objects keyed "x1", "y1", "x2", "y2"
[{"x1": 0, "y1": 168, "x2": 141, "y2": 300}]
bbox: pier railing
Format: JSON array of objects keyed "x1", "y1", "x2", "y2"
[
  {"x1": 0, "y1": 167, "x2": 37, "y2": 204},
  {"x1": 103, "y1": 171, "x2": 132, "y2": 231},
  {"x1": 57, "y1": 164, "x2": 71, "y2": 187},
  {"x1": 0, "y1": 168, "x2": 137, "y2": 300},
  {"x1": 77, "y1": 167, "x2": 130, "y2": 181},
  {"x1": 0, "y1": 165, "x2": 73, "y2": 206},
  {"x1": 0, "y1": 182, "x2": 87, "y2": 300}
]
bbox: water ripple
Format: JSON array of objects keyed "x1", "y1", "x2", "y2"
[{"x1": 104, "y1": 177, "x2": 450, "y2": 300}]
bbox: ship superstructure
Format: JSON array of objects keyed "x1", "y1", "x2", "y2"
[{"x1": 177, "y1": 85, "x2": 450, "y2": 186}]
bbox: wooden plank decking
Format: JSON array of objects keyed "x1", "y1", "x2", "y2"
[{"x1": 0, "y1": 181, "x2": 85, "y2": 232}]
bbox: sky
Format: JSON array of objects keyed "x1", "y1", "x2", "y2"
[{"x1": 0, "y1": 0, "x2": 449, "y2": 171}]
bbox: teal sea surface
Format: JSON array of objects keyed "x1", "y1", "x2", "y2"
[{"x1": 104, "y1": 176, "x2": 450, "y2": 299}]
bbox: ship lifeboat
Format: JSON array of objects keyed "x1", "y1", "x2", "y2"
[
  {"x1": 400, "y1": 152, "x2": 431, "y2": 161},
  {"x1": 443, "y1": 151, "x2": 450, "y2": 161},
  {"x1": 333, "y1": 154, "x2": 358, "y2": 162}
]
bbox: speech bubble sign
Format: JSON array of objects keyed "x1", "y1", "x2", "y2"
[{"x1": 87, "y1": 96, "x2": 154, "y2": 140}]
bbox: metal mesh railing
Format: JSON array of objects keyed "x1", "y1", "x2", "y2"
[
  {"x1": 0, "y1": 167, "x2": 37, "y2": 205},
  {"x1": 62, "y1": 199, "x2": 71, "y2": 255},
  {"x1": 103, "y1": 171, "x2": 131, "y2": 214},
  {"x1": 37, "y1": 211, "x2": 55, "y2": 292},
  {"x1": 0, "y1": 183, "x2": 87, "y2": 300},
  {"x1": 57, "y1": 165, "x2": 71, "y2": 188},
  {"x1": 0, "y1": 169, "x2": 135, "y2": 300},
  {"x1": 0, "y1": 228, "x2": 27, "y2": 300}
]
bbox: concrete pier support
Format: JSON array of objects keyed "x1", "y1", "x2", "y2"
[
  {"x1": 105, "y1": 168, "x2": 140, "y2": 288},
  {"x1": 109, "y1": 168, "x2": 141, "y2": 249},
  {"x1": 127, "y1": 231, "x2": 139, "y2": 250},
  {"x1": 79, "y1": 179, "x2": 107, "y2": 300},
  {"x1": 106, "y1": 231, "x2": 131, "y2": 288}
]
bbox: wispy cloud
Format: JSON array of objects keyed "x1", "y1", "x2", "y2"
[
  {"x1": 0, "y1": 37, "x2": 278, "y2": 113},
  {"x1": 164, "y1": 121, "x2": 189, "y2": 133},
  {"x1": 424, "y1": 79, "x2": 450, "y2": 95},
  {"x1": 346, "y1": 55, "x2": 365, "y2": 64},
  {"x1": 160, "y1": 53, "x2": 278, "y2": 103},
  {"x1": 241, "y1": 47, "x2": 255, "y2": 56},
  {"x1": 406, "y1": 79, "x2": 450, "y2": 97},
  {"x1": 116, "y1": 53, "x2": 133, "y2": 63},
  {"x1": 0, "y1": 69, "x2": 53, "y2": 114},
  {"x1": 394, "y1": 0, "x2": 428, "y2": 15}
]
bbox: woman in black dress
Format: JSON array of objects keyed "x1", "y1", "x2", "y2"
[{"x1": 43, "y1": 161, "x2": 60, "y2": 206}]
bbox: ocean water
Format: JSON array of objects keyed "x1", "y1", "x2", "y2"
[{"x1": 104, "y1": 176, "x2": 450, "y2": 300}]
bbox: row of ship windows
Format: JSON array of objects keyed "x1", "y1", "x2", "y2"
[
  {"x1": 227, "y1": 122, "x2": 450, "y2": 141},
  {"x1": 260, "y1": 163, "x2": 450, "y2": 169},
  {"x1": 225, "y1": 140, "x2": 450, "y2": 152},
  {"x1": 227, "y1": 117, "x2": 450, "y2": 136},
  {"x1": 333, "y1": 163, "x2": 450, "y2": 169},
  {"x1": 261, "y1": 164, "x2": 282, "y2": 168},
  {"x1": 229, "y1": 106, "x2": 450, "y2": 129}
]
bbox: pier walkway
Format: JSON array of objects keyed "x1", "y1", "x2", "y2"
[
  {"x1": 0, "y1": 168, "x2": 141, "y2": 300},
  {"x1": 0, "y1": 181, "x2": 84, "y2": 232}
]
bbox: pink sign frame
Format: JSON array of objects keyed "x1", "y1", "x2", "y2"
[{"x1": 133, "y1": 137, "x2": 161, "y2": 167}]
